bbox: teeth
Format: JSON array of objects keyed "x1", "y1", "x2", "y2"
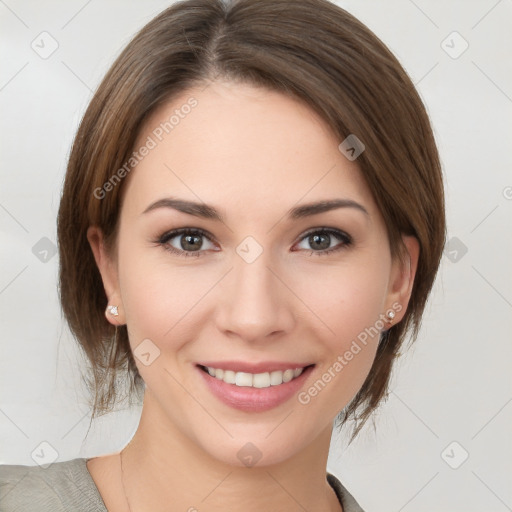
[
  {"x1": 223, "y1": 370, "x2": 236, "y2": 384},
  {"x1": 235, "y1": 372, "x2": 253, "y2": 387},
  {"x1": 282, "y1": 369, "x2": 294, "y2": 383},
  {"x1": 270, "y1": 371, "x2": 283, "y2": 386},
  {"x1": 204, "y1": 366, "x2": 306, "y2": 387},
  {"x1": 253, "y1": 372, "x2": 270, "y2": 388}
]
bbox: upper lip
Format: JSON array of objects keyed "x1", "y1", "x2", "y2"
[{"x1": 197, "y1": 361, "x2": 314, "y2": 373}]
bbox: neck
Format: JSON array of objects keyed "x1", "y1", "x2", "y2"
[{"x1": 120, "y1": 389, "x2": 341, "y2": 512}]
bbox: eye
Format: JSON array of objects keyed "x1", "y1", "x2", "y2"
[
  {"x1": 155, "y1": 227, "x2": 352, "y2": 258},
  {"x1": 294, "y1": 228, "x2": 352, "y2": 256},
  {"x1": 157, "y1": 228, "x2": 217, "y2": 257}
]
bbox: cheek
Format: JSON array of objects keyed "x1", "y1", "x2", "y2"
[
  {"x1": 123, "y1": 276, "x2": 208, "y2": 347},
  {"x1": 293, "y1": 253, "x2": 391, "y2": 343},
  {"x1": 116, "y1": 236, "x2": 207, "y2": 348},
  {"x1": 291, "y1": 255, "x2": 390, "y2": 410},
  {"x1": 117, "y1": 254, "x2": 214, "y2": 397}
]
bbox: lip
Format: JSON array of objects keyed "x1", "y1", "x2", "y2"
[
  {"x1": 196, "y1": 360, "x2": 312, "y2": 373},
  {"x1": 196, "y1": 363, "x2": 315, "y2": 412}
]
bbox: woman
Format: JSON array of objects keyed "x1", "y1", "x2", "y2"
[{"x1": 0, "y1": 0, "x2": 445, "y2": 510}]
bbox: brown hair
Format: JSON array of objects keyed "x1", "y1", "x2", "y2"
[{"x1": 57, "y1": 0, "x2": 445, "y2": 441}]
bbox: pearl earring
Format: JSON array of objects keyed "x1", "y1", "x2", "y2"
[
  {"x1": 386, "y1": 310, "x2": 396, "y2": 324},
  {"x1": 107, "y1": 305, "x2": 119, "y2": 317}
]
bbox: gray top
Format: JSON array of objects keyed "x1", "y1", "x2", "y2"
[{"x1": 0, "y1": 458, "x2": 364, "y2": 511}]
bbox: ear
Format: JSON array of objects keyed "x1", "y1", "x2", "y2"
[
  {"x1": 386, "y1": 235, "x2": 420, "y2": 323},
  {"x1": 87, "y1": 225, "x2": 125, "y2": 326}
]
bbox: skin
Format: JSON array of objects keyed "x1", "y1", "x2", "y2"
[{"x1": 87, "y1": 79, "x2": 419, "y2": 512}]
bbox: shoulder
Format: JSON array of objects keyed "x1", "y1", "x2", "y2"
[
  {"x1": 327, "y1": 472, "x2": 365, "y2": 512},
  {"x1": 0, "y1": 458, "x2": 106, "y2": 512}
]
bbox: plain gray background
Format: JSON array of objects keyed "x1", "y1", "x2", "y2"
[{"x1": 1, "y1": 1, "x2": 511, "y2": 510}]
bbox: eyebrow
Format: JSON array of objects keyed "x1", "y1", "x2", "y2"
[{"x1": 141, "y1": 197, "x2": 369, "y2": 221}]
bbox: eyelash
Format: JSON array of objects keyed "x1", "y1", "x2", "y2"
[{"x1": 155, "y1": 227, "x2": 352, "y2": 258}]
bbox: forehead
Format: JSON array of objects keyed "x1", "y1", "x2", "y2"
[{"x1": 121, "y1": 80, "x2": 374, "y2": 220}]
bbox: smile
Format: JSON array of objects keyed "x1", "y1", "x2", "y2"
[
  {"x1": 199, "y1": 365, "x2": 307, "y2": 388},
  {"x1": 196, "y1": 361, "x2": 316, "y2": 412}
]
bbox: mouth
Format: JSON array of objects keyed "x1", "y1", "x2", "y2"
[
  {"x1": 197, "y1": 364, "x2": 313, "y2": 388},
  {"x1": 196, "y1": 362, "x2": 316, "y2": 412}
]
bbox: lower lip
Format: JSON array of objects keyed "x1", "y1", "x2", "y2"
[{"x1": 197, "y1": 365, "x2": 314, "y2": 412}]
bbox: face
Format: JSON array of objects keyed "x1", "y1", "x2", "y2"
[{"x1": 89, "y1": 80, "x2": 417, "y2": 467}]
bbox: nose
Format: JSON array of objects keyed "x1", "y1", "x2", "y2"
[{"x1": 215, "y1": 251, "x2": 295, "y2": 343}]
